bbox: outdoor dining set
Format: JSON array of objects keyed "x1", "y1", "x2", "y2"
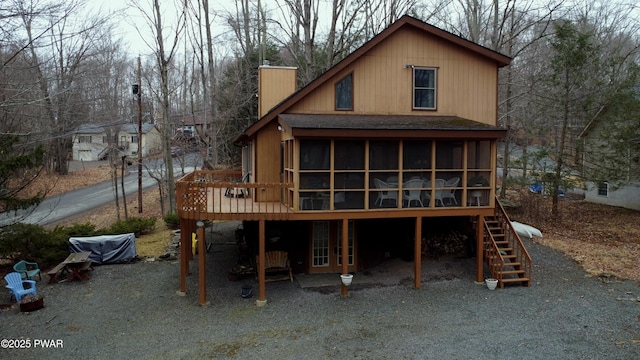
[{"x1": 374, "y1": 176, "x2": 461, "y2": 208}]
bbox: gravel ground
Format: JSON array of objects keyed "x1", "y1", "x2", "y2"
[{"x1": 2, "y1": 221, "x2": 639, "y2": 360}]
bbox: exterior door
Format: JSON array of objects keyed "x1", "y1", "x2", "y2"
[
  {"x1": 78, "y1": 150, "x2": 92, "y2": 161},
  {"x1": 310, "y1": 221, "x2": 356, "y2": 273}
]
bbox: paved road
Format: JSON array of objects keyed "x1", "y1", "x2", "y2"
[
  {"x1": 0, "y1": 172, "x2": 158, "y2": 227},
  {"x1": 0, "y1": 154, "x2": 200, "y2": 227}
]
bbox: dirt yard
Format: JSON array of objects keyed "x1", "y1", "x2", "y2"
[
  {"x1": 28, "y1": 164, "x2": 640, "y2": 283},
  {"x1": 505, "y1": 190, "x2": 640, "y2": 282}
]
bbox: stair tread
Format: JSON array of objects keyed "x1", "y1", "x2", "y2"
[
  {"x1": 499, "y1": 262, "x2": 522, "y2": 267},
  {"x1": 484, "y1": 213, "x2": 531, "y2": 289},
  {"x1": 486, "y1": 254, "x2": 517, "y2": 259},
  {"x1": 497, "y1": 269, "x2": 526, "y2": 275}
]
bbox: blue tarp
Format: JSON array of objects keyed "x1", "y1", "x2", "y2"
[{"x1": 529, "y1": 181, "x2": 564, "y2": 196}]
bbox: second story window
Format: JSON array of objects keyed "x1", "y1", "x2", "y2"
[
  {"x1": 413, "y1": 67, "x2": 436, "y2": 110},
  {"x1": 335, "y1": 73, "x2": 353, "y2": 110},
  {"x1": 78, "y1": 136, "x2": 92, "y2": 143}
]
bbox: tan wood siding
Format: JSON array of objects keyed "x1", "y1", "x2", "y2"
[
  {"x1": 289, "y1": 27, "x2": 498, "y2": 125},
  {"x1": 258, "y1": 66, "x2": 297, "y2": 118},
  {"x1": 255, "y1": 123, "x2": 283, "y2": 201}
]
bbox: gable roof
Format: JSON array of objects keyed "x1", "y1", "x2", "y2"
[
  {"x1": 75, "y1": 123, "x2": 157, "y2": 135},
  {"x1": 75, "y1": 124, "x2": 106, "y2": 134},
  {"x1": 239, "y1": 15, "x2": 511, "y2": 142},
  {"x1": 577, "y1": 106, "x2": 606, "y2": 139},
  {"x1": 121, "y1": 123, "x2": 157, "y2": 134}
]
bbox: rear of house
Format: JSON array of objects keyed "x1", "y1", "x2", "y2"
[{"x1": 176, "y1": 15, "x2": 530, "y2": 304}]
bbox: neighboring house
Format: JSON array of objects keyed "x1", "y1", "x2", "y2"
[
  {"x1": 172, "y1": 114, "x2": 211, "y2": 151},
  {"x1": 172, "y1": 114, "x2": 211, "y2": 138},
  {"x1": 176, "y1": 15, "x2": 530, "y2": 305},
  {"x1": 72, "y1": 123, "x2": 162, "y2": 161},
  {"x1": 578, "y1": 108, "x2": 640, "y2": 211}
]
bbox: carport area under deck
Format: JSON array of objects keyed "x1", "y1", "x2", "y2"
[
  {"x1": 178, "y1": 221, "x2": 484, "y2": 305},
  {"x1": 180, "y1": 221, "x2": 486, "y2": 305}
]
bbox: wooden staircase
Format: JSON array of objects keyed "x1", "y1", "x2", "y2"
[{"x1": 482, "y1": 199, "x2": 532, "y2": 288}]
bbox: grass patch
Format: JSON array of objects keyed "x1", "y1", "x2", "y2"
[{"x1": 136, "y1": 224, "x2": 174, "y2": 258}]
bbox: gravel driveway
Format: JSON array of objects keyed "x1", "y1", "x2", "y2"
[{"x1": 2, "y1": 221, "x2": 639, "y2": 359}]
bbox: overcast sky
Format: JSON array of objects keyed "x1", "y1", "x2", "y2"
[{"x1": 89, "y1": 0, "x2": 291, "y2": 57}]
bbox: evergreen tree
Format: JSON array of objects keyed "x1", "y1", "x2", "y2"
[{"x1": 0, "y1": 134, "x2": 46, "y2": 219}]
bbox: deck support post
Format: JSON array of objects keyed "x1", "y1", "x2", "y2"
[
  {"x1": 476, "y1": 215, "x2": 484, "y2": 283},
  {"x1": 257, "y1": 219, "x2": 267, "y2": 305},
  {"x1": 178, "y1": 218, "x2": 190, "y2": 296},
  {"x1": 341, "y1": 218, "x2": 349, "y2": 297},
  {"x1": 197, "y1": 221, "x2": 208, "y2": 305},
  {"x1": 414, "y1": 216, "x2": 422, "y2": 289}
]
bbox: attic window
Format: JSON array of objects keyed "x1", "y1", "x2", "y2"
[
  {"x1": 413, "y1": 67, "x2": 437, "y2": 110},
  {"x1": 335, "y1": 73, "x2": 353, "y2": 110}
]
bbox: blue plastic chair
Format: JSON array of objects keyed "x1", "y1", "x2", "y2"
[
  {"x1": 4, "y1": 272, "x2": 37, "y2": 302},
  {"x1": 13, "y1": 260, "x2": 41, "y2": 281}
]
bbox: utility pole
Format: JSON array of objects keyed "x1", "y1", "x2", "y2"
[{"x1": 137, "y1": 56, "x2": 143, "y2": 213}]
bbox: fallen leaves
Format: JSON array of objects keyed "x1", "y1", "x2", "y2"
[{"x1": 510, "y1": 192, "x2": 640, "y2": 283}]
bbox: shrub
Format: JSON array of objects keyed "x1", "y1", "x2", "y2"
[
  {"x1": 163, "y1": 213, "x2": 180, "y2": 229},
  {"x1": 101, "y1": 216, "x2": 157, "y2": 236},
  {"x1": 0, "y1": 223, "x2": 67, "y2": 267},
  {"x1": 49, "y1": 222, "x2": 97, "y2": 241},
  {"x1": 0, "y1": 217, "x2": 159, "y2": 268}
]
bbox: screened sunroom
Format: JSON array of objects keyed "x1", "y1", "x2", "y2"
[{"x1": 279, "y1": 114, "x2": 504, "y2": 212}]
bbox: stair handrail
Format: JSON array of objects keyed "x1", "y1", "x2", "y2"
[
  {"x1": 495, "y1": 199, "x2": 532, "y2": 263},
  {"x1": 482, "y1": 217, "x2": 506, "y2": 283},
  {"x1": 494, "y1": 198, "x2": 532, "y2": 283}
]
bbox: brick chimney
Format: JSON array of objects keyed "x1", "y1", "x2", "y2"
[{"x1": 258, "y1": 65, "x2": 297, "y2": 118}]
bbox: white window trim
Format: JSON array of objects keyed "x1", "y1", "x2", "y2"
[
  {"x1": 597, "y1": 181, "x2": 609, "y2": 197},
  {"x1": 412, "y1": 67, "x2": 437, "y2": 110}
]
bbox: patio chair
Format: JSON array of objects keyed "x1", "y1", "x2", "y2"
[
  {"x1": 4, "y1": 272, "x2": 37, "y2": 302},
  {"x1": 441, "y1": 177, "x2": 460, "y2": 205},
  {"x1": 13, "y1": 260, "x2": 41, "y2": 281},
  {"x1": 402, "y1": 178, "x2": 424, "y2": 207},
  {"x1": 257, "y1": 251, "x2": 293, "y2": 282},
  {"x1": 225, "y1": 172, "x2": 250, "y2": 198},
  {"x1": 374, "y1": 178, "x2": 398, "y2": 207},
  {"x1": 422, "y1": 179, "x2": 446, "y2": 206}
]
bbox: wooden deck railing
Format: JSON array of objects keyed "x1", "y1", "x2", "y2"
[
  {"x1": 176, "y1": 170, "x2": 294, "y2": 221},
  {"x1": 176, "y1": 170, "x2": 499, "y2": 221}
]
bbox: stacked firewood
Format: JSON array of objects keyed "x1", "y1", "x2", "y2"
[{"x1": 421, "y1": 230, "x2": 468, "y2": 259}]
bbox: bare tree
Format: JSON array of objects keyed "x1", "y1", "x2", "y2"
[
  {"x1": 130, "y1": 0, "x2": 187, "y2": 214},
  {"x1": 143, "y1": 158, "x2": 168, "y2": 217},
  {"x1": 185, "y1": 0, "x2": 219, "y2": 168},
  {"x1": 17, "y1": 0, "x2": 113, "y2": 175}
]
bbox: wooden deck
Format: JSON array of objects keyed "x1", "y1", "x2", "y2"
[
  {"x1": 176, "y1": 170, "x2": 495, "y2": 221},
  {"x1": 176, "y1": 173, "x2": 293, "y2": 220}
]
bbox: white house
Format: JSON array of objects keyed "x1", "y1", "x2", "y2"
[
  {"x1": 72, "y1": 123, "x2": 162, "y2": 161},
  {"x1": 579, "y1": 109, "x2": 640, "y2": 211}
]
